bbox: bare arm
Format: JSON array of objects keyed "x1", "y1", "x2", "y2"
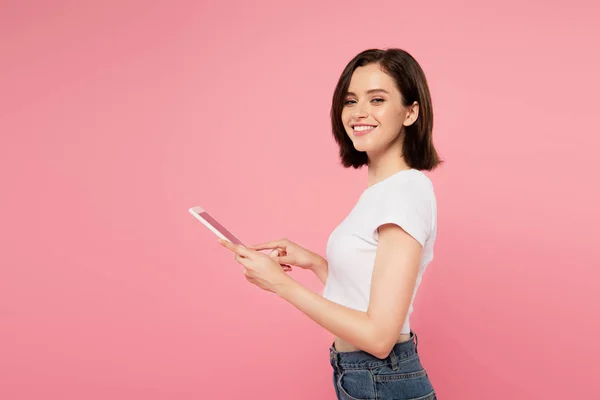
[
  {"x1": 311, "y1": 256, "x2": 328, "y2": 284},
  {"x1": 248, "y1": 239, "x2": 329, "y2": 285},
  {"x1": 274, "y1": 223, "x2": 421, "y2": 359}
]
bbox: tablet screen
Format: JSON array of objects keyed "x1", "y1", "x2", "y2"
[{"x1": 189, "y1": 206, "x2": 245, "y2": 246}]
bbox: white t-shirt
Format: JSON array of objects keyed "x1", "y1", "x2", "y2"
[{"x1": 322, "y1": 168, "x2": 437, "y2": 334}]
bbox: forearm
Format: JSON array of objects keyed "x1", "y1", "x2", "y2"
[
  {"x1": 311, "y1": 256, "x2": 328, "y2": 284},
  {"x1": 274, "y1": 276, "x2": 389, "y2": 358}
]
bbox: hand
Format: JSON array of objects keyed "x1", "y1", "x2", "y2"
[
  {"x1": 267, "y1": 248, "x2": 292, "y2": 272},
  {"x1": 218, "y1": 239, "x2": 292, "y2": 294},
  {"x1": 248, "y1": 238, "x2": 325, "y2": 272}
]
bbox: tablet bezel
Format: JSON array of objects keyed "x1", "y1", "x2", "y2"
[{"x1": 188, "y1": 206, "x2": 245, "y2": 246}]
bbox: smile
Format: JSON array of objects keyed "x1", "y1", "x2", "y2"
[{"x1": 352, "y1": 125, "x2": 377, "y2": 136}]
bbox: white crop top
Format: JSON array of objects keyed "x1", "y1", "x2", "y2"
[{"x1": 322, "y1": 169, "x2": 437, "y2": 334}]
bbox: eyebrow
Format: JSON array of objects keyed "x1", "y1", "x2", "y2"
[{"x1": 345, "y1": 88, "x2": 390, "y2": 96}]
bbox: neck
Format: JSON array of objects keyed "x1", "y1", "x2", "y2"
[{"x1": 366, "y1": 143, "x2": 410, "y2": 188}]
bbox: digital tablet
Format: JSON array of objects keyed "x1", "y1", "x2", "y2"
[
  {"x1": 188, "y1": 205, "x2": 292, "y2": 271},
  {"x1": 188, "y1": 206, "x2": 245, "y2": 246}
]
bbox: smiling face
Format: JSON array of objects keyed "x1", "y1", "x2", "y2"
[{"x1": 341, "y1": 63, "x2": 418, "y2": 157}]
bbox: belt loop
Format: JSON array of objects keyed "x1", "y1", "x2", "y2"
[
  {"x1": 388, "y1": 346, "x2": 399, "y2": 371},
  {"x1": 413, "y1": 331, "x2": 419, "y2": 353},
  {"x1": 330, "y1": 345, "x2": 341, "y2": 373}
]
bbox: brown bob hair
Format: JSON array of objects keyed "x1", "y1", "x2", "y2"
[{"x1": 330, "y1": 48, "x2": 442, "y2": 171}]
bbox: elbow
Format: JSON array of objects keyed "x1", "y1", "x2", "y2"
[
  {"x1": 364, "y1": 318, "x2": 405, "y2": 358},
  {"x1": 371, "y1": 344, "x2": 394, "y2": 360},
  {"x1": 369, "y1": 336, "x2": 397, "y2": 360}
]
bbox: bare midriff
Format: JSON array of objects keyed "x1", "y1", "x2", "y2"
[{"x1": 334, "y1": 332, "x2": 412, "y2": 352}]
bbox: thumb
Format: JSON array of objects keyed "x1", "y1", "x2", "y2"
[
  {"x1": 275, "y1": 255, "x2": 293, "y2": 265},
  {"x1": 268, "y1": 249, "x2": 279, "y2": 258}
]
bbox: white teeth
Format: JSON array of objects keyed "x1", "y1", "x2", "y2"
[{"x1": 354, "y1": 125, "x2": 376, "y2": 132}]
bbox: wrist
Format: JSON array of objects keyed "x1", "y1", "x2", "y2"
[
  {"x1": 310, "y1": 255, "x2": 327, "y2": 273},
  {"x1": 274, "y1": 273, "x2": 297, "y2": 298}
]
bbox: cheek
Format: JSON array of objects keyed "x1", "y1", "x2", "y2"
[
  {"x1": 371, "y1": 107, "x2": 390, "y2": 123},
  {"x1": 340, "y1": 110, "x2": 353, "y2": 131},
  {"x1": 341, "y1": 109, "x2": 351, "y2": 124},
  {"x1": 375, "y1": 107, "x2": 403, "y2": 131}
]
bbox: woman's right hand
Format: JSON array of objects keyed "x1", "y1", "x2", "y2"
[{"x1": 248, "y1": 238, "x2": 326, "y2": 272}]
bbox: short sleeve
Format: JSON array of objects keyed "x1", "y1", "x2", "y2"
[{"x1": 372, "y1": 182, "x2": 433, "y2": 247}]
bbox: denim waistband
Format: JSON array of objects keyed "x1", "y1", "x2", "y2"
[{"x1": 329, "y1": 332, "x2": 419, "y2": 372}]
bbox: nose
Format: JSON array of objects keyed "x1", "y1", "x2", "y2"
[{"x1": 352, "y1": 102, "x2": 369, "y2": 119}]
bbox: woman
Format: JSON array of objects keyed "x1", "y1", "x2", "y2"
[{"x1": 219, "y1": 48, "x2": 441, "y2": 400}]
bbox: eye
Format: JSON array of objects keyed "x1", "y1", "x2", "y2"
[
  {"x1": 343, "y1": 99, "x2": 356, "y2": 106},
  {"x1": 371, "y1": 97, "x2": 385, "y2": 104}
]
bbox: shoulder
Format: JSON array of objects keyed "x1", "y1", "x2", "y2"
[
  {"x1": 380, "y1": 169, "x2": 436, "y2": 205},
  {"x1": 368, "y1": 170, "x2": 436, "y2": 246}
]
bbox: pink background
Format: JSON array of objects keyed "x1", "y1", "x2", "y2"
[{"x1": 1, "y1": 0, "x2": 599, "y2": 399}]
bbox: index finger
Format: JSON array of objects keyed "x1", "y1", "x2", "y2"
[
  {"x1": 248, "y1": 240, "x2": 286, "y2": 250},
  {"x1": 218, "y1": 239, "x2": 253, "y2": 257}
]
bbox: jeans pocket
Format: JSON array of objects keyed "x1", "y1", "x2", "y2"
[
  {"x1": 336, "y1": 369, "x2": 376, "y2": 400},
  {"x1": 374, "y1": 368, "x2": 436, "y2": 400}
]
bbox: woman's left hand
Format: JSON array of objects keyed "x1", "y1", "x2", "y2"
[{"x1": 218, "y1": 239, "x2": 292, "y2": 294}]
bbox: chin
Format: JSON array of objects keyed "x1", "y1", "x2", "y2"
[
  {"x1": 352, "y1": 137, "x2": 377, "y2": 153},
  {"x1": 352, "y1": 142, "x2": 366, "y2": 152}
]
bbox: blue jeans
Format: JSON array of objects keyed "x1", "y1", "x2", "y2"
[{"x1": 329, "y1": 332, "x2": 436, "y2": 400}]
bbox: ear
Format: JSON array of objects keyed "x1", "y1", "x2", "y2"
[{"x1": 403, "y1": 101, "x2": 419, "y2": 127}]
